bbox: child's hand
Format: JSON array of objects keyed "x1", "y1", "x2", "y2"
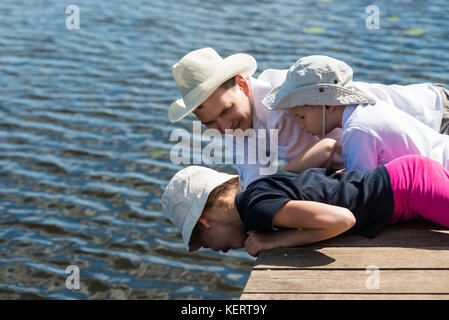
[{"x1": 244, "y1": 231, "x2": 282, "y2": 257}]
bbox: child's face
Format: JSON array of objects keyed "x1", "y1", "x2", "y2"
[
  {"x1": 189, "y1": 206, "x2": 247, "y2": 253},
  {"x1": 288, "y1": 105, "x2": 325, "y2": 137}
]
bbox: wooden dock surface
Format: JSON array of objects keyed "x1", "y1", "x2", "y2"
[{"x1": 241, "y1": 219, "x2": 449, "y2": 300}]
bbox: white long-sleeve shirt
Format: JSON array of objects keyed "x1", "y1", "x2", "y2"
[
  {"x1": 353, "y1": 82, "x2": 443, "y2": 131},
  {"x1": 226, "y1": 73, "x2": 444, "y2": 188},
  {"x1": 342, "y1": 101, "x2": 449, "y2": 172}
]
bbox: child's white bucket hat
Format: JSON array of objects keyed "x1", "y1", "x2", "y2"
[
  {"x1": 169, "y1": 47, "x2": 257, "y2": 122},
  {"x1": 262, "y1": 55, "x2": 376, "y2": 110},
  {"x1": 161, "y1": 166, "x2": 238, "y2": 252}
]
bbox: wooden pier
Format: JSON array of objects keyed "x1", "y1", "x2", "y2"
[{"x1": 241, "y1": 219, "x2": 449, "y2": 300}]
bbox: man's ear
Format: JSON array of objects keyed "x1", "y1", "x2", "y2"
[
  {"x1": 235, "y1": 74, "x2": 250, "y2": 97},
  {"x1": 198, "y1": 217, "x2": 211, "y2": 229}
]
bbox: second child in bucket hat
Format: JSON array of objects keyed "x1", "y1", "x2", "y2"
[
  {"x1": 263, "y1": 55, "x2": 449, "y2": 172},
  {"x1": 162, "y1": 154, "x2": 449, "y2": 257}
]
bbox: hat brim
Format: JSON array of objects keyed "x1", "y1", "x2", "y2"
[
  {"x1": 161, "y1": 165, "x2": 239, "y2": 253},
  {"x1": 263, "y1": 83, "x2": 376, "y2": 110},
  {"x1": 183, "y1": 173, "x2": 239, "y2": 252},
  {"x1": 169, "y1": 53, "x2": 257, "y2": 123}
]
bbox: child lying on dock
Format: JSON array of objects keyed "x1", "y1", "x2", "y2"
[
  {"x1": 161, "y1": 151, "x2": 449, "y2": 257},
  {"x1": 162, "y1": 54, "x2": 449, "y2": 257}
]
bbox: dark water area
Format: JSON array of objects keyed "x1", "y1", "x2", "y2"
[{"x1": 0, "y1": 0, "x2": 448, "y2": 299}]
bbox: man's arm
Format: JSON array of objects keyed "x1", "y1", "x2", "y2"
[
  {"x1": 281, "y1": 138, "x2": 337, "y2": 173},
  {"x1": 244, "y1": 200, "x2": 355, "y2": 256}
]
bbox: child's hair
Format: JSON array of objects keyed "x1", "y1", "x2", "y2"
[
  {"x1": 189, "y1": 177, "x2": 239, "y2": 246},
  {"x1": 204, "y1": 176, "x2": 239, "y2": 210}
]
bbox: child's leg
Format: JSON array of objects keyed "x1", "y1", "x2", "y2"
[{"x1": 385, "y1": 155, "x2": 449, "y2": 227}]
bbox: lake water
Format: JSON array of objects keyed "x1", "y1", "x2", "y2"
[{"x1": 0, "y1": 0, "x2": 448, "y2": 299}]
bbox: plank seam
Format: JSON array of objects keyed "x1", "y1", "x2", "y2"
[
  {"x1": 242, "y1": 292, "x2": 449, "y2": 295},
  {"x1": 252, "y1": 268, "x2": 449, "y2": 271}
]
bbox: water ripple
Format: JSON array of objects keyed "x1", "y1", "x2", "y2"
[{"x1": 0, "y1": 0, "x2": 448, "y2": 300}]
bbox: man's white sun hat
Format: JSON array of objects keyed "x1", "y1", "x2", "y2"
[
  {"x1": 161, "y1": 166, "x2": 238, "y2": 251},
  {"x1": 262, "y1": 55, "x2": 376, "y2": 110},
  {"x1": 169, "y1": 47, "x2": 257, "y2": 122}
]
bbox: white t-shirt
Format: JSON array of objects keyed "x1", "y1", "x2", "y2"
[{"x1": 342, "y1": 102, "x2": 449, "y2": 172}]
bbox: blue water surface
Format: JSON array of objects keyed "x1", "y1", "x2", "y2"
[{"x1": 0, "y1": 0, "x2": 448, "y2": 299}]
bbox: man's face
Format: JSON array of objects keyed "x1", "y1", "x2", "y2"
[
  {"x1": 193, "y1": 80, "x2": 252, "y2": 134},
  {"x1": 288, "y1": 105, "x2": 325, "y2": 137}
]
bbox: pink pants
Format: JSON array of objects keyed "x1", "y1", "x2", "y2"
[{"x1": 384, "y1": 155, "x2": 449, "y2": 227}]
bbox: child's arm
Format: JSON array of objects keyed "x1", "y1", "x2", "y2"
[
  {"x1": 244, "y1": 200, "x2": 355, "y2": 257},
  {"x1": 281, "y1": 138, "x2": 337, "y2": 173}
]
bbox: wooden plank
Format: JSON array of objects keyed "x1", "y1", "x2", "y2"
[
  {"x1": 243, "y1": 270, "x2": 449, "y2": 294},
  {"x1": 241, "y1": 221, "x2": 449, "y2": 299},
  {"x1": 241, "y1": 293, "x2": 449, "y2": 300},
  {"x1": 313, "y1": 226, "x2": 449, "y2": 248},
  {"x1": 255, "y1": 247, "x2": 449, "y2": 269}
]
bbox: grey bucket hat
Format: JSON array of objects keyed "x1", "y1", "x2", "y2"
[{"x1": 262, "y1": 55, "x2": 376, "y2": 110}]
